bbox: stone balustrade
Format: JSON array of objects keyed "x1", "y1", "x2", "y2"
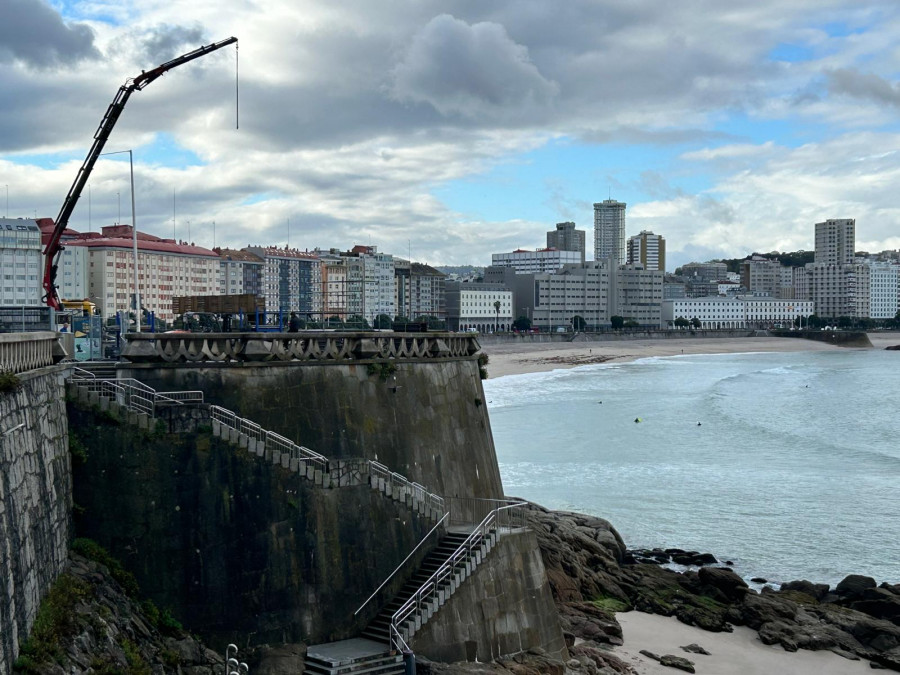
[
  {"x1": 0, "y1": 331, "x2": 66, "y2": 374},
  {"x1": 122, "y1": 331, "x2": 481, "y2": 364}
]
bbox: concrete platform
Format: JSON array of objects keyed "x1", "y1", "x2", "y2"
[{"x1": 306, "y1": 638, "x2": 391, "y2": 666}]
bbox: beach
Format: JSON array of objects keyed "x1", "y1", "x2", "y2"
[
  {"x1": 483, "y1": 332, "x2": 900, "y2": 378},
  {"x1": 486, "y1": 331, "x2": 900, "y2": 674}
]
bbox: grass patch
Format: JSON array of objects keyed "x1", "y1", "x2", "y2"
[
  {"x1": 69, "y1": 432, "x2": 88, "y2": 463},
  {"x1": 366, "y1": 362, "x2": 397, "y2": 381},
  {"x1": 592, "y1": 596, "x2": 631, "y2": 613},
  {"x1": 0, "y1": 370, "x2": 21, "y2": 393},
  {"x1": 14, "y1": 574, "x2": 92, "y2": 671},
  {"x1": 71, "y1": 538, "x2": 140, "y2": 599}
]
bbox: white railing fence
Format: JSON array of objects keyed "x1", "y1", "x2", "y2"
[{"x1": 0, "y1": 332, "x2": 58, "y2": 374}]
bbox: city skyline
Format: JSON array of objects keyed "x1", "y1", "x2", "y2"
[{"x1": 2, "y1": 1, "x2": 900, "y2": 272}]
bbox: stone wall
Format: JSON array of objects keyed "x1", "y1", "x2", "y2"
[
  {"x1": 0, "y1": 365, "x2": 72, "y2": 675},
  {"x1": 67, "y1": 402, "x2": 437, "y2": 649},
  {"x1": 119, "y1": 358, "x2": 503, "y2": 500},
  {"x1": 410, "y1": 530, "x2": 568, "y2": 663}
]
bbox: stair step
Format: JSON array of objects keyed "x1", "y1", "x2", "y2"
[{"x1": 304, "y1": 657, "x2": 402, "y2": 675}]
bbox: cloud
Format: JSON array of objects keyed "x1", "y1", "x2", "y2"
[
  {"x1": 0, "y1": 0, "x2": 99, "y2": 67},
  {"x1": 391, "y1": 14, "x2": 558, "y2": 120},
  {"x1": 135, "y1": 24, "x2": 209, "y2": 64},
  {"x1": 826, "y1": 68, "x2": 900, "y2": 107}
]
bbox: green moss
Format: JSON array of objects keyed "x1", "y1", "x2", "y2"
[
  {"x1": 71, "y1": 538, "x2": 140, "y2": 599},
  {"x1": 0, "y1": 370, "x2": 21, "y2": 393},
  {"x1": 122, "y1": 638, "x2": 151, "y2": 675},
  {"x1": 366, "y1": 362, "x2": 398, "y2": 381},
  {"x1": 779, "y1": 589, "x2": 818, "y2": 606},
  {"x1": 592, "y1": 596, "x2": 631, "y2": 613},
  {"x1": 69, "y1": 432, "x2": 88, "y2": 463},
  {"x1": 14, "y1": 573, "x2": 92, "y2": 671}
]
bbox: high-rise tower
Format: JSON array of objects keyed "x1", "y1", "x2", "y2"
[
  {"x1": 814, "y1": 219, "x2": 855, "y2": 265},
  {"x1": 626, "y1": 230, "x2": 665, "y2": 271},
  {"x1": 593, "y1": 199, "x2": 626, "y2": 263},
  {"x1": 546, "y1": 222, "x2": 586, "y2": 263}
]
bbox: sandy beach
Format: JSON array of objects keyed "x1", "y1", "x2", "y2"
[
  {"x1": 612, "y1": 611, "x2": 875, "y2": 675},
  {"x1": 483, "y1": 332, "x2": 900, "y2": 379}
]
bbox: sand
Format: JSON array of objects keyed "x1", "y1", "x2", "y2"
[
  {"x1": 483, "y1": 332, "x2": 900, "y2": 379},
  {"x1": 612, "y1": 611, "x2": 875, "y2": 674}
]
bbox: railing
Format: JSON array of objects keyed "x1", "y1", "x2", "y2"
[
  {"x1": 388, "y1": 501, "x2": 526, "y2": 650},
  {"x1": 446, "y1": 497, "x2": 528, "y2": 529},
  {"x1": 354, "y1": 512, "x2": 449, "y2": 617},
  {"x1": 121, "y1": 331, "x2": 481, "y2": 364},
  {"x1": 70, "y1": 368, "x2": 204, "y2": 417},
  {"x1": 0, "y1": 331, "x2": 59, "y2": 374},
  {"x1": 208, "y1": 405, "x2": 328, "y2": 470},
  {"x1": 370, "y1": 461, "x2": 445, "y2": 515}
]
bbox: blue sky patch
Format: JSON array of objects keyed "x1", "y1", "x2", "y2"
[{"x1": 135, "y1": 133, "x2": 204, "y2": 169}]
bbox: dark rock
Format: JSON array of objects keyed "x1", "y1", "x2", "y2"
[
  {"x1": 697, "y1": 566, "x2": 749, "y2": 602},
  {"x1": 254, "y1": 644, "x2": 306, "y2": 675},
  {"x1": 680, "y1": 643, "x2": 711, "y2": 655},
  {"x1": 837, "y1": 574, "x2": 878, "y2": 597},
  {"x1": 639, "y1": 649, "x2": 660, "y2": 661},
  {"x1": 751, "y1": 577, "x2": 767, "y2": 584},
  {"x1": 781, "y1": 580, "x2": 830, "y2": 601},
  {"x1": 659, "y1": 654, "x2": 695, "y2": 672}
]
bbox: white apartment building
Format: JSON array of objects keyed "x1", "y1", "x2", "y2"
[
  {"x1": 491, "y1": 248, "x2": 581, "y2": 274},
  {"x1": 70, "y1": 232, "x2": 221, "y2": 322},
  {"x1": 593, "y1": 199, "x2": 626, "y2": 263},
  {"x1": 662, "y1": 296, "x2": 813, "y2": 329},
  {"x1": 444, "y1": 282, "x2": 512, "y2": 332},
  {"x1": 0, "y1": 218, "x2": 42, "y2": 306},
  {"x1": 626, "y1": 231, "x2": 665, "y2": 271},
  {"x1": 319, "y1": 254, "x2": 348, "y2": 320},
  {"x1": 343, "y1": 246, "x2": 395, "y2": 324},
  {"x1": 865, "y1": 262, "x2": 898, "y2": 319}
]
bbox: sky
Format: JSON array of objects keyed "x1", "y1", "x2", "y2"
[{"x1": 3, "y1": 1, "x2": 900, "y2": 271}]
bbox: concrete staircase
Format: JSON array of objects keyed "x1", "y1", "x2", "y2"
[
  {"x1": 361, "y1": 529, "x2": 498, "y2": 646},
  {"x1": 304, "y1": 638, "x2": 405, "y2": 675}
]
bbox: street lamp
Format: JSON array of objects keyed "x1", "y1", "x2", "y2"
[{"x1": 100, "y1": 150, "x2": 140, "y2": 333}]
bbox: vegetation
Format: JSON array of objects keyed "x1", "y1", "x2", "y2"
[
  {"x1": 71, "y1": 538, "x2": 140, "y2": 599},
  {"x1": 69, "y1": 432, "x2": 88, "y2": 464},
  {"x1": 591, "y1": 595, "x2": 631, "y2": 613},
  {"x1": 477, "y1": 352, "x2": 489, "y2": 380},
  {"x1": 14, "y1": 574, "x2": 92, "y2": 671},
  {"x1": 366, "y1": 362, "x2": 397, "y2": 381},
  {"x1": 374, "y1": 313, "x2": 393, "y2": 329},
  {"x1": 610, "y1": 315, "x2": 625, "y2": 330},
  {"x1": 0, "y1": 370, "x2": 21, "y2": 393},
  {"x1": 572, "y1": 315, "x2": 586, "y2": 331},
  {"x1": 512, "y1": 315, "x2": 532, "y2": 331}
]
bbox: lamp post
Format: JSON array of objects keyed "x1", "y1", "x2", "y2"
[{"x1": 100, "y1": 150, "x2": 140, "y2": 332}]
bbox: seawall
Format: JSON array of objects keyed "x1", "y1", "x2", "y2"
[{"x1": 0, "y1": 366, "x2": 71, "y2": 675}]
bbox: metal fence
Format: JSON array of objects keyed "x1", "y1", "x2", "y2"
[{"x1": 369, "y1": 461, "x2": 445, "y2": 515}]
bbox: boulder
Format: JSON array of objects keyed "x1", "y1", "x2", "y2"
[
  {"x1": 836, "y1": 574, "x2": 877, "y2": 597},
  {"x1": 680, "y1": 644, "x2": 711, "y2": 655},
  {"x1": 659, "y1": 654, "x2": 695, "y2": 672},
  {"x1": 780, "y1": 580, "x2": 830, "y2": 601},
  {"x1": 697, "y1": 566, "x2": 749, "y2": 602}
]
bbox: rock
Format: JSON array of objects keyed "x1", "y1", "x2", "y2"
[
  {"x1": 659, "y1": 654, "x2": 695, "y2": 672},
  {"x1": 751, "y1": 577, "x2": 767, "y2": 584},
  {"x1": 254, "y1": 644, "x2": 306, "y2": 675},
  {"x1": 837, "y1": 574, "x2": 878, "y2": 597},
  {"x1": 679, "y1": 644, "x2": 710, "y2": 655},
  {"x1": 781, "y1": 580, "x2": 830, "y2": 601},
  {"x1": 639, "y1": 650, "x2": 660, "y2": 661},
  {"x1": 697, "y1": 566, "x2": 749, "y2": 602}
]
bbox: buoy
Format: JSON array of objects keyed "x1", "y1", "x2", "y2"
[{"x1": 634, "y1": 418, "x2": 641, "y2": 423}]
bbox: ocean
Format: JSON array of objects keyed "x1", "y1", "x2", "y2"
[{"x1": 484, "y1": 348, "x2": 900, "y2": 587}]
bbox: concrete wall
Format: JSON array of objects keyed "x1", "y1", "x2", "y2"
[
  {"x1": 411, "y1": 530, "x2": 567, "y2": 663},
  {"x1": 119, "y1": 358, "x2": 504, "y2": 500},
  {"x1": 67, "y1": 402, "x2": 437, "y2": 649},
  {"x1": 0, "y1": 366, "x2": 71, "y2": 675}
]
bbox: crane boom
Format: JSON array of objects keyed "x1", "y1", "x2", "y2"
[{"x1": 42, "y1": 36, "x2": 238, "y2": 310}]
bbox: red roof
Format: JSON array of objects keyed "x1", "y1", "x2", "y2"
[{"x1": 67, "y1": 237, "x2": 219, "y2": 257}]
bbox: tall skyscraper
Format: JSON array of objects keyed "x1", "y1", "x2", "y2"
[
  {"x1": 593, "y1": 199, "x2": 626, "y2": 263},
  {"x1": 815, "y1": 219, "x2": 855, "y2": 265},
  {"x1": 626, "y1": 230, "x2": 665, "y2": 271},
  {"x1": 546, "y1": 222, "x2": 586, "y2": 263}
]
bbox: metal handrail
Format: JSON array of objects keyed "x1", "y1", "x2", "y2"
[
  {"x1": 209, "y1": 404, "x2": 328, "y2": 469},
  {"x1": 354, "y1": 512, "x2": 449, "y2": 617},
  {"x1": 370, "y1": 461, "x2": 445, "y2": 516},
  {"x1": 69, "y1": 372, "x2": 204, "y2": 417},
  {"x1": 388, "y1": 500, "x2": 526, "y2": 649}
]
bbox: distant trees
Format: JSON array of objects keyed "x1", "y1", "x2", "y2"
[
  {"x1": 572, "y1": 315, "x2": 586, "y2": 331},
  {"x1": 610, "y1": 315, "x2": 625, "y2": 330},
  {"x1": 374, "y1": 314, "x2": 393, "y2": 329},
  {"x1": 691, "y1": 317, "x2": 702, "y2": 329},
  {"x1": 513, "y1": 316, "x2": 532, "y2": 331},
  {"x1": 674, "y1": 317, "x2": 690, "y2": 328}
]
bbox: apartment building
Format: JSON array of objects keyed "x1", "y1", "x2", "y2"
[
  {"x1": 740, "y1": 256, "x2": 794, "y2": 298},
  {"x1": 217, "y1": 248, "x2": 264, "y2": 299},
  {"x1": 395, "y1": 261, "x2": 446, "y2": 321},
  {"x1": 1, "y1": 218, "x2": 43, "y2": 307},
  {"x1": 244, "y1": 246, "x2": 323, "y2": 315},
  {"x1": 341, "y1": 245, "x2": 395, "y2": 324},
  {"x1": 626, "y1": 230, "x2": 666, "y2": 271},
  {"x1": 815, "y1": 219, "x2": 855, "y2": 265},
  {"x1": 867, "y1": 262, "x2": 900, "y2": 319},
  {"x1": 593, "y1": 199, "x2": 626, "y2": 263}
]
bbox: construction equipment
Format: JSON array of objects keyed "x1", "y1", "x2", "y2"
[{"x1": 42, "y1": 36, "x2": 238, "y2": 310}]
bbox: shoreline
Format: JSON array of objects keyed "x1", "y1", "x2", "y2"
[{"x1": 483, "y1": 332, "x2": 900, "y2": 379}]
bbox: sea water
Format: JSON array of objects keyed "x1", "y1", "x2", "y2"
[{"x1": 484, "y1": 348, "x2": 900, "y2": 587}]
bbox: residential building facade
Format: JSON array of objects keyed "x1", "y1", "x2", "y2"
[
  {"x1": 815, "y1": 219, "x2": 855, "y2": 265},
  {"x1": 491, "y1": 248, "x2": 581, "y2": 274},
  {"x1": 217, "y1": 249, "x2": 263, "y2": 299},
  {"x1": 245, "y1": 246, "x2": 323, "y2": 315},
  {"x1": 593, "y1": 199, "x2": 626, "y2": 263},
  {"x1": 1, "y1": 218, "x2": 43, "y2": 307},
  {"x1": 626, "y1": 230, "x2": 665, "y2": 271}
]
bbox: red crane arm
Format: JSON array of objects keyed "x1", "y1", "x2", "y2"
[{"x1": 42, "y1": 36, "x2": 238, "y2": 310}]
